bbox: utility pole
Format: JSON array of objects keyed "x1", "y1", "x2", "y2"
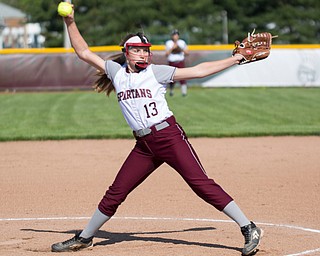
[
  {"x1": 0, "y1": 17, "x2": 5, "y2": 49},
  {"x1": 221, "y1": 10, "x2": 228, "y2": 44},
  {"x1": 63, "y1": 0, "x2": 72, "y2": 48}
]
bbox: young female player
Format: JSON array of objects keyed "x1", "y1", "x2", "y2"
[{"x1": 51, "y1": 5, "x2": 263, "y2": 256}]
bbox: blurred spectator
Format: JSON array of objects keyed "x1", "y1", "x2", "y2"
[{"x1": 165, "y1": 29, "x2": 189, "y2": 96}]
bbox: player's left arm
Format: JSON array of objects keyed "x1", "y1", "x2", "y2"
[
  {"x1": 173, "y1": 55, "x2": 242, "y2": 80},
  {"x1": 183, "y1": 48, "x2": 189, "y2": 56},
  {"x1": 182, "y1": 41, "x2": 189, "y2": 56}
]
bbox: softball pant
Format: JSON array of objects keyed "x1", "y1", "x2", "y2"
[
  {"x1": 168, "y1": 61, "x2": 187, "y2": 85},
  {"x1": 98, "y1": 115, "x2": 233, "y2": 217}
]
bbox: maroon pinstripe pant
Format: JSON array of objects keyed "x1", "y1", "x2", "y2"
[
  {"x1": 98, "y1": 116, "x2": 233, "y2": 216},
  {"x1": 168, "y1": 61, "x2": 187, "y2": 85}
]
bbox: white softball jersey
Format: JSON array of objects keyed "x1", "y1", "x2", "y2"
[
  {"x1": 165, "y1": 39, "x2": 188, "y2": 62},
  {"x1": 105, "y1": 60, "x2": 176, "y2": 131}
]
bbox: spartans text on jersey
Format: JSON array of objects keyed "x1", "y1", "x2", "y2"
[{"x1": 117, "y1": 88, "x2": 152, "y2": 102}]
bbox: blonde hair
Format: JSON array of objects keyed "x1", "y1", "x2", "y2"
[{"x1": 92, "y1": 33, "x2": 140, "y2": 96}]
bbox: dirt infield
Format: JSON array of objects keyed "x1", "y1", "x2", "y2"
[{"x1": 1, "y1": 137, "x2": 319, "y2": 256}]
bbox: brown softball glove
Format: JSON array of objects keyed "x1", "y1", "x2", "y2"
[
  {"x1": 171, "y1": 45, "x2": 183, "y2": 54},
  {"x1": 232, "y1": 29, "x2": 277, "y2": 65}
]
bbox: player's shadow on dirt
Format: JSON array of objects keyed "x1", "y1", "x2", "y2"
[{"x1": 21, "y1": 227, "x2": 242, "y2": 253}]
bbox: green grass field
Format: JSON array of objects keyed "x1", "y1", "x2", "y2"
[{"x1": 0, "y1": 87, "x2": 319, "y2": 141}]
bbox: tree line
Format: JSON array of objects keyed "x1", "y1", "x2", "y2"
[{"x1": 2, "y1": 0, "x2": 320, "y2": 47}]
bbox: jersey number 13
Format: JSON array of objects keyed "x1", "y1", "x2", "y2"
[{"x1": 144, "y1": 102, "x2": 158, "y2": 118}]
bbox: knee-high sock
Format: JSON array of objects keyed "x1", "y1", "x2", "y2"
[
  {"x1": 181, "y1": 84, "x2": 187, "y2": 95},
  {"x1": 222, "y1": 201, "x2": 251, "y2": 227},
  {"x1": 80, "y1": 209, "x2": 110, "y2": 238}
]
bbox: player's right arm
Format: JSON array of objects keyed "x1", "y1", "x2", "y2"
[
  {"x1": 63, "y1": 9, "x2": 105, "y2": 73},
  {"x1": 165, "y1": 41, "x2": 173, "y2": 57}
]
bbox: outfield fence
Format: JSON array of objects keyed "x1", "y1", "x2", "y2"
[{"x1": 0, "y1": 45, "x2": 319, "y2": 91}]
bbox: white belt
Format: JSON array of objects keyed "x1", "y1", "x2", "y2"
[{"x1": 134, "y1": 121, "x2": 170, "y2": 137}]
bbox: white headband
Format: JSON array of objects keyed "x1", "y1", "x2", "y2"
[{"x1": 124, "y1": 36, "x2": 150, "y2": 48}]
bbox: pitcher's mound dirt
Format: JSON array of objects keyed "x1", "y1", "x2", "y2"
[{"x1": 0, "y1": 137, "x2": 319, "y2": 255}]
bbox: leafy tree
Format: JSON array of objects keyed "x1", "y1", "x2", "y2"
[
  {"x1": 213, "y1": 0, "x2": 320, "y2": 44},
  {"x1": 1, "y1": 0, "x2": 319, "y2": 46}
]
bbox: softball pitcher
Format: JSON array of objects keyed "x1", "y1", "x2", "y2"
[{"x1": 51, "y1": 5, "x2": 263, "y2": 256}]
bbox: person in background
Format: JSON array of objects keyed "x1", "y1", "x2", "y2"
[{"x1": 165, "y1": 29, "x2": 189, "y2": 97}]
